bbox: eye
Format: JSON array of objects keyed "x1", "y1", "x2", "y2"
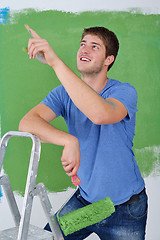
[
  {"x1": 92, "y1": 45, "x2": 98, "y2": 49},
  {"x1": 80, "y1": 43, "x2": 85, "y2": 47}
]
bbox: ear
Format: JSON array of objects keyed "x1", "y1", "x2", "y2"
[{"x1": 104, "y1": 55, "x2": 114, "y2": 67}]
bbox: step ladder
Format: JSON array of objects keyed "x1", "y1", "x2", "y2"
[{"x1": 0, "y1": 131, "x2": 64, "y2": 240}]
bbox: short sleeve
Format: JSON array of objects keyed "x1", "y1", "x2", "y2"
[
  {"x1": 108, "y1": 83, "x2": 138, "y2": 120},
  {"x1": 41, "y1": 85, "x2": 67, "y2": 118}
]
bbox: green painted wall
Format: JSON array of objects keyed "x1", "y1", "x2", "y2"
[{"x1": 0, "y1": 10, "x2": 160, "y2": 194}]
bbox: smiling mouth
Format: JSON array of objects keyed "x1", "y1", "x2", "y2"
[{"x1": 80, "y1": 57, "x2": 91, "y2": 62}]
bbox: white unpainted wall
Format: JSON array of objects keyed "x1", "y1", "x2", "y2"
[{"x1": 0, "y1": 0, "x2": 160, "y2": 14}]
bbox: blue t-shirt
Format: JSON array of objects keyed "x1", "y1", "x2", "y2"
[{"x1": 41, "y1": 78, "x2": 145, "y2": 205}]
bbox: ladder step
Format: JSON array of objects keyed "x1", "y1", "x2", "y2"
[{"x1": 0, "y1": 225, "x2": 53, "y2": 240}]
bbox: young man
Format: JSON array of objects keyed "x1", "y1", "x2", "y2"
[{"x1": 19, "y1": 26, "x2": 148, "y2": 239}]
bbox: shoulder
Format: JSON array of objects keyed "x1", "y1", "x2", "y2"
[
  {"x1": 48, "y1": 84, "x2": 69, "y2": 101},
  {"x1": 50, "y1": 84, "x2": 67, "y2": 95},
  {"x1": 108, "y1": 79, "x2": 137, "y2": 99},
  {"x1": 41, "y1": 85, "x2": 69, "y2": 118},
  {"x1": 42, "y1": 84, "x2": 69, "y2": 108},
  {"x1": 108, "y1": 79, "x2": 138, "y2": 119},
  {"x1": 110, "y1": 79, "x2": 137, "y2": 91}
]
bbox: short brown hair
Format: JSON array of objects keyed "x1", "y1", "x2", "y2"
[{"x1": 81, "y1": 27, "x2": 119, "y2": 71}]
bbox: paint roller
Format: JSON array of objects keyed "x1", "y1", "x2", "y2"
[{"x1": 57, "y1": 196, "x2": 115, "y2": 236}]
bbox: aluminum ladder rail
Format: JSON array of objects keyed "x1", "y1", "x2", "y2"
[{"x1": 0, "y1": 131, "x2": 64, "y2": 240}]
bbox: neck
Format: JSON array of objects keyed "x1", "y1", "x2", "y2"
[{"x1": 81, "y1": 70, "x2": 108, "y2": 93}]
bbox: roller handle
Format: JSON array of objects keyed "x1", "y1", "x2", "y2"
[{"x1": 71, "y1": 175, "x2": 81, "y2": 186}]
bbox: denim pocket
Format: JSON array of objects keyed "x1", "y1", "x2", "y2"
[{"x1": 127, "y1": 191, "x2": 148, "y2": 219}]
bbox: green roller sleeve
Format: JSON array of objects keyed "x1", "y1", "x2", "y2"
[{"x1": 57, "y1": 197, "x2": 115, "y2": 236}]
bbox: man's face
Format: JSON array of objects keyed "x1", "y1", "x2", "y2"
[{"x1": 77, "y1": 34, "x2": 107, "y2": 75}]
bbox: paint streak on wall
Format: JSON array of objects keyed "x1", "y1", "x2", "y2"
[
  {"x1": 0, "y1": 9, "x2": 160, "y2": 194},
  {"x1": 0, "y1": 7, "x2": 10, "y2": 24}
]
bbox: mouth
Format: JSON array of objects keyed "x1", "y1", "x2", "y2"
[{"x1": 80, "y1": 57, "x2": 91, "y2": 62}]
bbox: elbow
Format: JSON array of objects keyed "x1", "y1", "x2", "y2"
[
  {"x1": 91, "y1": 112, "x2": 109, "y2": 125},
  {"x1": 18, "y1": 118, "x2": 25, "y2": 132},
  {"x1": 91, "y1": 111, "x2": 117, "y2": 125},
  {"x1": 19, "y1": 116, "x2": 31, "y2": 132}
]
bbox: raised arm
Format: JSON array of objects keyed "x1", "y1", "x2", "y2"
[
  {"x1": 19, "y1": 103, "x2": 80, "y2": 176},
  {"x1": 26, "y1": 25, "x2": 128, "y2": 125}
]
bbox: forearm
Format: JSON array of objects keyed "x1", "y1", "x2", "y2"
[
  {"x1": 19, "y1": 107, "x2": 81, "y2": 176},
  {"x1": 19, "y1": 114, "x2": 76, "y2": 146}
]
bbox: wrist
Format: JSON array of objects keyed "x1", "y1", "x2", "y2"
[
  {"x1": 51, "y1": 57, "x2": 64, "y2": 72},
  {"x1": 50, "y1": 52, "x2": 61, "y2": 69},
  {"x1": 64, "y1": 134, "x2": 78, "y2": 147}
]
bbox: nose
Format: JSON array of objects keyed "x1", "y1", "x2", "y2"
[{"x1": 83, "y1": 45, "x2": 90, "y2": 53}]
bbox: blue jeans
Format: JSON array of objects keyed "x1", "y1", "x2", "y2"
[{"x1": 44, "y1": 188, "x2": 148, "y2": 240}]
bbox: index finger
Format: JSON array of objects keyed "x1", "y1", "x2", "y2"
[{"x1": 25, "y1": 24, "x2": 41, "y2": 39}]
